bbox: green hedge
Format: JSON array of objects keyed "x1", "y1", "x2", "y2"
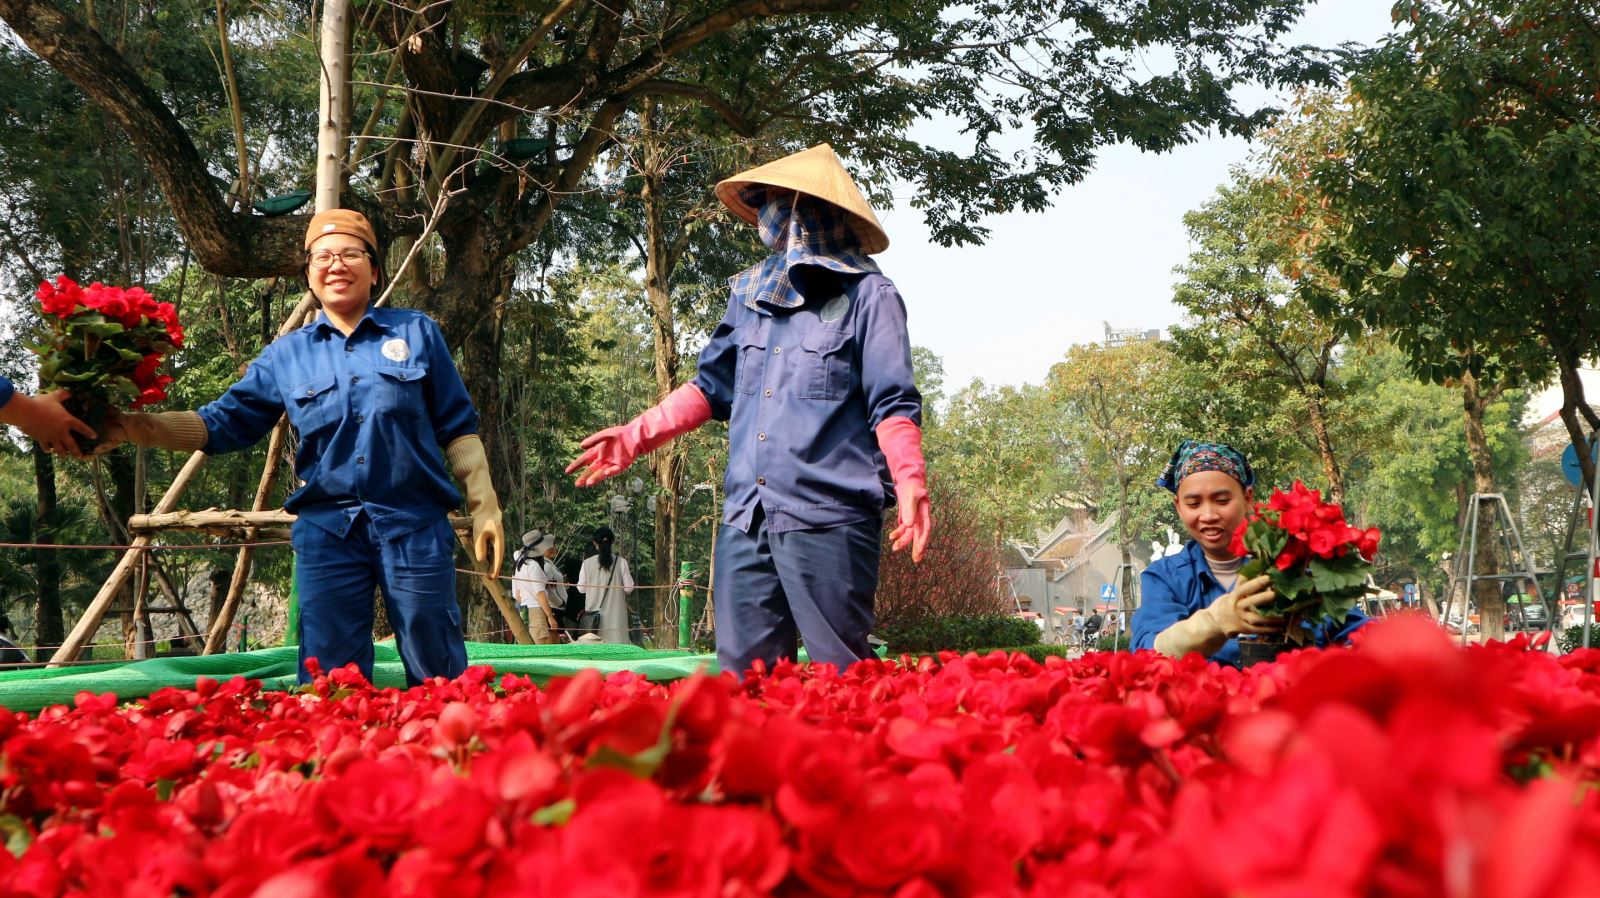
[
  {"x1": 896, "y1": 644, "x2": 1073, "y2": 664},
  {"x1": 877, "y1": 615, "x2": 1041, "y2": 654},
  {"x1": 1561, "y1": 626, "x2": 1600, "y2": 654}
]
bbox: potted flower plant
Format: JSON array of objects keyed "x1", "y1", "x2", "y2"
[
  {"x1": 31, "y1": 275, "x2": 184, "y2": 453},
  {"x1": 1229, "y1": 479, "x2": 1381, "y2": 666}
]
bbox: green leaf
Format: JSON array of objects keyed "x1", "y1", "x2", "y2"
[
  {"x1": 1239, "y1": 557, "x2": 1269, "y2": 580},
  {"x1": 1267, "y1": 567, "x2": 1316, "y2": 600},
  {"x1": 531, "y1": 798, "x2": 576, "y2": 826},
  {"x1": 155, "y1": 778, "x2": 175, "y2": 801},
  {"x1": 75, "y1": 321, "x2": 126, "y2": 339},
  {"x1": 1308, "y1": 557, "x2": 1369, "y2": 594},
  {"x1": 0, "y1": 814, "x2": 32, "y2": 858},
  {"x1": 1245, "y1": 519, "x2": 1288, "y2": 561}
]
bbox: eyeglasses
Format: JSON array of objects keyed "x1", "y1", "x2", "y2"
[{"x1": 308, "y1": 249, "x2": 371, "y2": 269}]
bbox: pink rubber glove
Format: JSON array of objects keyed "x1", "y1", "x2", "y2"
[
  {"x1": 567, "y1": 383, "x2": 712, "y2": 487},
  {"x1": 876, "y1": 416, "x2": 931, "y2": 562}
]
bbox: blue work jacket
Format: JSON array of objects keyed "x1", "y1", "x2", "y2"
[
  {"x1": 1130, "y1": 539, "x2": 1367, "y2": 667},
  {"x1": 693, "y1": 271, "x2": 922, "y2": 533},
  {"x1": 197, "y1": 307, "x2": 477, "y2": 540},
  {"x1": 0, "y1": 375, "x2": 13, "y2": 409}
]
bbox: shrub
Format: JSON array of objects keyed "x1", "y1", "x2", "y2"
[
  {"x1": 875, "y1": 477, "x2": 1012, "y2": 631},
  {"x1": 877, "y1": 614, "x2": 1040, "y2": 654},
  {"x1": 1004, "y1": 643, "x2": 1073, "y2": 663},
  {"x1": 1561, "y1": 625, "x2": 1597, "y2": 655},
  {"x1": 1087, "y1": 632, "x2": 1127, "y2": 653}
]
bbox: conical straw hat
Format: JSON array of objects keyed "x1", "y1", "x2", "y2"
[{"x1": 716, "y1": 144, "x2": 889, "y2": 254}]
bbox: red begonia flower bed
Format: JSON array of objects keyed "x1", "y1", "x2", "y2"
[{"x1": 3, "y1": 615, "x2": 1599, "y2": 897}]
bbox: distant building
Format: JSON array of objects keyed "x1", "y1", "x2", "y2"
[
  {"x1": 1003, "y1": 499, "x2": 1153, "y2": 633},
  {"x1": 1103, "y1": 321, "x2": 1163, "y2": 347}
]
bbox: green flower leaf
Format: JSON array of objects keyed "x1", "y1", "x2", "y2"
[
  {"x1": 531, "y1": 798, "x2": 577, "y2": 826},
  {"x1": 0, "y1": 814, "x2": 32, "y2": 859},
  {"x1": 1308, "y1": 557, "x2": 1369, "y2": 595}
]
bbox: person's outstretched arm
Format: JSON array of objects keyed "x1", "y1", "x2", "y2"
[
  {"x1": 0, "y1": 378, "x2": 96, "y2": 455},
  {"x1": 566, "y1": 384, "x2": 712, "y2": 487}
]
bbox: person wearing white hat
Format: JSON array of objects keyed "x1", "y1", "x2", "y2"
[
  {"x1": 512, "y1": 528, "x2": 566, "y2": 644},
  {"x1": 569, "y1": 144, "x2": 931, "y2": 675}
]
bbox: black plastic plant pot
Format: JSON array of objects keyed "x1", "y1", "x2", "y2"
[
  {"x1": 61, "y1": 392, "x2": 109, "y2": 455},
  {"x1": 1237, "y1": 636, "x2": 1290, "y2": 668}
]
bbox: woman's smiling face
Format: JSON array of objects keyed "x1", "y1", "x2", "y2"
[
  {"x1": 1175, "y1": 470, "x2": 1252, "y2": 557},
  {"x1": 307, "y1": 233, "x2": 375, "y2": 317}
]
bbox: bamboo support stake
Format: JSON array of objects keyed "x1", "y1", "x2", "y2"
[
  {"x1": 457, "y1": 530, "x2": 534, "y2": 645},
  {"x1": 205, "y1": 418, "x2": 292, "y2": 654},
  {"x1": 50, "y1": 450, "x2": 209, "y2": 665},
  {"x1": 133, "y1": 554, "x2": 153, "y2": 660}
]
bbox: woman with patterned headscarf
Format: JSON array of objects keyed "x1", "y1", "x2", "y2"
[{"x1": 1131, "y1": 440, "x2": 1364, "y2": 666}]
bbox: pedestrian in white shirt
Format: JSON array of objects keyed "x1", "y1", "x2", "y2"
[
  {"x1": 577, "y1": 525, "x2": 635, "y2": 644},
  {"x1": 512, "y1": 529, "x2": 566, "y2": 644}
]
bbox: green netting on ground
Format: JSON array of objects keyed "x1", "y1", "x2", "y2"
[{"x1": 0, "y1": 642, "x2": 723, "y2": 713}]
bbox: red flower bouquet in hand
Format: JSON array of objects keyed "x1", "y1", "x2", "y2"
[
  {"x1": 1231, "y1": 480, "x2": 1381, "y2": 644},
  {"x1": 31, "y1": 275, "x2": 184, "y2": 450}
]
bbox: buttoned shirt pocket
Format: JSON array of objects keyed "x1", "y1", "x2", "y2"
[
  {"x1": 799, "y1": 327, "x2": 853, "y2": 400},
  {"x1": 373, "y1": 362, "x2": 428, "y2": 417},
  {"x1": 287, "y1": 373, "x2": 339, "y2": 435},
  {"x1": 734, "y1": 323, "x2": 769, "y2": 395}
]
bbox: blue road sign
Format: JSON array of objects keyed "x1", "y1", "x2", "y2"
[
  {"x1": 1562, "y1": 441, "x2": 1600, "y2": 487},
  {"x1": 1100, "y1": 583, "x2": 1118, "y2": 600}
]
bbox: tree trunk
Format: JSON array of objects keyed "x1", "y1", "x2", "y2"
[
  {"x1": 1556, "y1": 355, "x2": 1599, "y2": 490},
  {"x1": 32, "y1": 446, "x2": 63, "y2": 663},
  {"x1": 1304, "y1": 391, "x2": 1346, "y2": 505},
  {"x1": 1116, "y1": 475, "x2": 1134, "y2": 614},
  {"x1": 418, "y1": 236, "x2": 520, "y2": 641},
  {"x1": 1461, "y1": 373, "x2": 1503, "y2": 643},
  {"x1": 641, "y1": 100, "x2": 683, "y2": 649},
  {"x1": 1418, "y1": 578, "x2": 1440, "y2": 619},
  {"x1": 107, "y1": 450, "x2": 142, "y2": 658}
]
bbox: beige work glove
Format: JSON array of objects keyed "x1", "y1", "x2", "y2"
[
  {"x1": 99, "y1": 411, "x2": 209, "y2": 453},
  {"x1": 1153, "y1": 574, "x2": 1285, "y2": 659},
  {"x1": 446, "y1": 434, "x2": 504, "y2": 574}
]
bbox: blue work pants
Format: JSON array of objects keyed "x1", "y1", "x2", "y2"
[
  {"x1": 713, "y1": 507, "x2": 880, "y2": 676},
  {"x1": 291, "y1": 515, "x2": 467, "y2": 687}
]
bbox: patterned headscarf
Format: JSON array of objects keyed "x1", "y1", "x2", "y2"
[
  {"x1": 1157, "y1": 440, "x2": 1256, "y2": 493},
  {"x1": 728, "y1": 188, "x2": 879, "y2": 312}
]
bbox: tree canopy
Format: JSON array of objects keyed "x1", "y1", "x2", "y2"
[{"x1": 1297, "y1": 1, "x2": 1600, "y2": 481}]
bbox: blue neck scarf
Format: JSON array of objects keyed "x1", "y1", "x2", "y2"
[{"x1": 728, "y1": 189, "x2": 879, "y2": 312}]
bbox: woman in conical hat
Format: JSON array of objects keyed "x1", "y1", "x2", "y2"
[{"x1": 568, "y1": 143, "x2": 931, "y2": 674}]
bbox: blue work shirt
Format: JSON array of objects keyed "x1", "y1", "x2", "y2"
[
  {"x1": 1130, "y1": 539, "x2": 1367, "y2": 667},
  {"x1": 0, "y1": 375, "x2": 13, "y2": 410},
  {"x1": 197, "y1": 307, "x2": 477, "y2": 540},
  {"x1": 693, "y1": 271, "x2": 921, "y2": 533}
]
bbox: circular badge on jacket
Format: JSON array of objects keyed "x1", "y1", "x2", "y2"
[
  {"x1": 819, "y1": 294, "x2": 850, "y2": 322},
  {"x1": 382, "y1": 339, "x2": 410, "y2": 361}
]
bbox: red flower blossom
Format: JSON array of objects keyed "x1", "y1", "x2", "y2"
[
  {"x1": 32, "y1": 274, "x2": 183, "y2": 420},
  {"x1": 7, "y1": 620, "x2": 1600, "y2": 897},
  {"x1": 37, "y1": 275, "x2": 81, "y2": 318}
]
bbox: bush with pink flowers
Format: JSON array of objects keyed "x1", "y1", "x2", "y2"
[{"x1": 2, "y1": 617, "x2": 1600, "y2": 897}]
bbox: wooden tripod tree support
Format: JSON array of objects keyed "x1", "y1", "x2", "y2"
[
  {"x1": 126, "y1": 509, "x2": 533, "y2": 649},
  {"x1": 50, "y1": 499, "x2": 534, "y2": 665}
]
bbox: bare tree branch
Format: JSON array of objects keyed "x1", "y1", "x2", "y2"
[{"x1": 0, "y1": 0, "x2": 303, "y2": 277}]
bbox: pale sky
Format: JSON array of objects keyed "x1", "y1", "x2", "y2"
[{"x1": 876, "y1": 0, "x2": 1397, "y2": 392}]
